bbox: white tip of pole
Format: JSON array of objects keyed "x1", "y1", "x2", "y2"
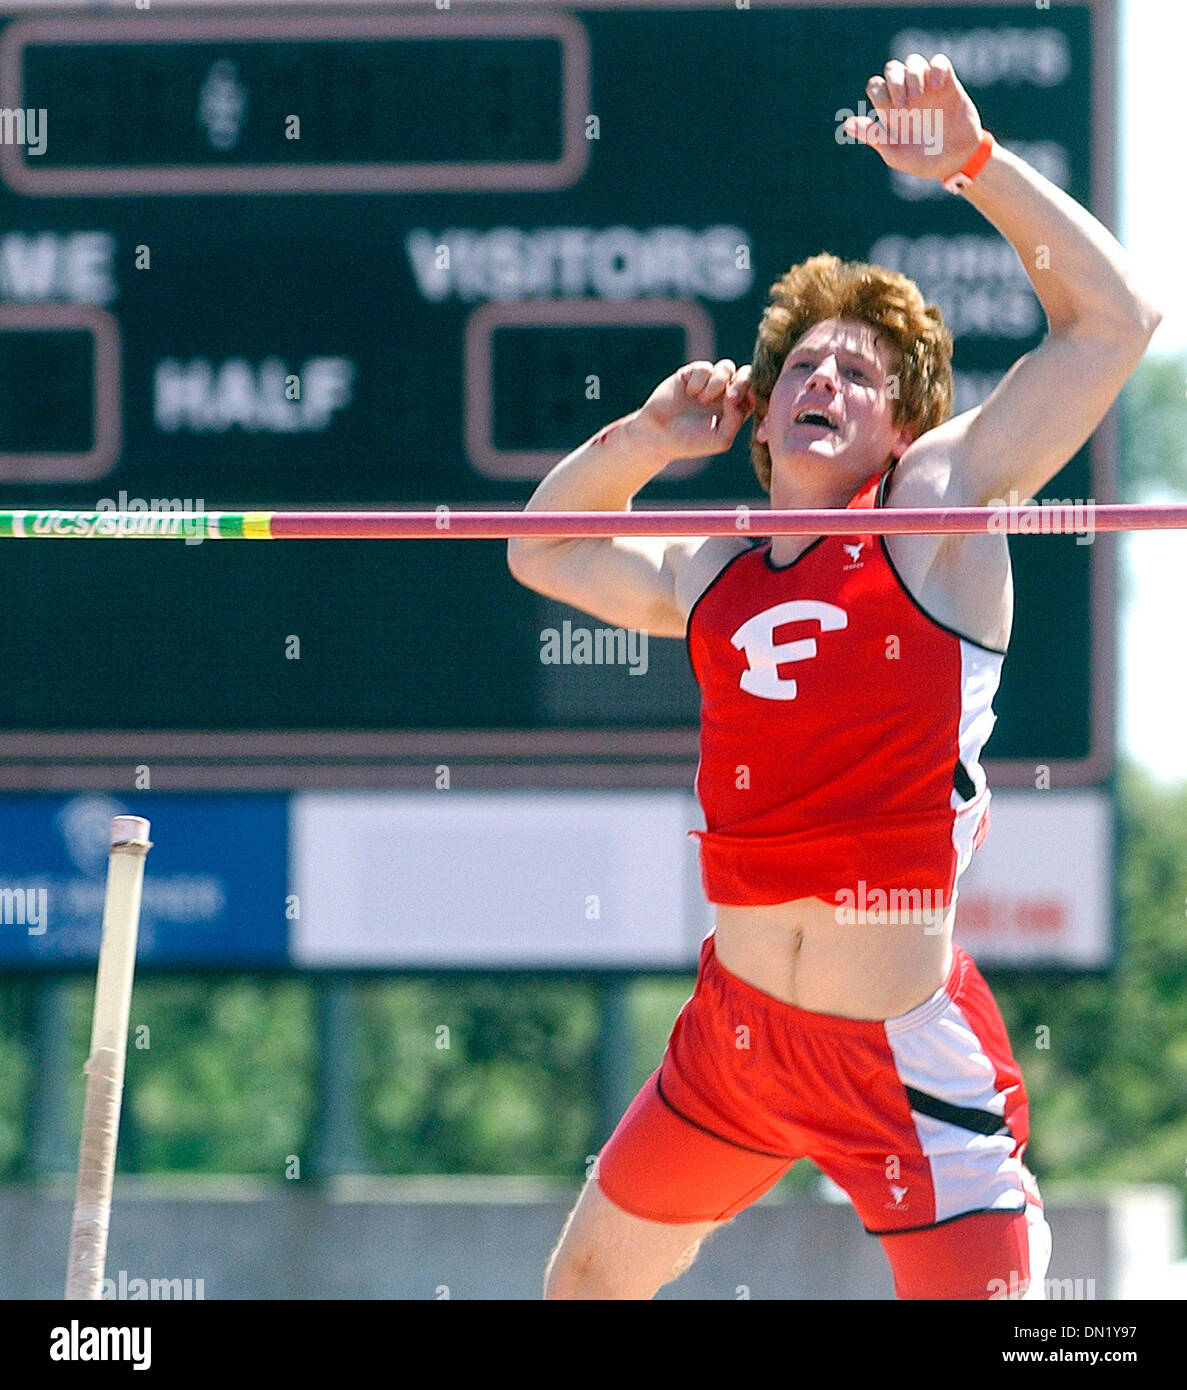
[{"x1": 110, "y1": 816, "x2": 151, "y2": 849}]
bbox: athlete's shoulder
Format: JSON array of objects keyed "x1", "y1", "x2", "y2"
[
  {"x1": 882, "y1": 446, "x2": 1014, "y2": 651},
  {"x1": 675, "y1": 534, "x2": 760, "y2": 623}
]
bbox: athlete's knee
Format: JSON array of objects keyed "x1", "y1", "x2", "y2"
[
  {"x1": 542, "y1": 1243, "x2": 586, "y2": 1300},
  {"x1": 545, "y1": 1238, "x2": 705, "y2": 1300},
  {"x1": 545, "y1": 1249, "x2": 620, "y2": 1300},
  {"x1": 542, "y1": 1196, "x2": 712, "y2": 1300},
  {"x1": 543, "y1": 1198, "x2": 637, "y2": 1300},
  {"x1": 543, "y1": 1219, "x2": 591, "y2": 1299},
  {"x1": 669, "y1": 1235, "x2": 705, "y2": 1281},
  {"x1": 544, "y1": 1234, "x2": 654, "y2": 1301}
]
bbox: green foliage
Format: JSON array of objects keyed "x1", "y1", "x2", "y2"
[
  {"x1": 0, "y1": 984, "x2": 29, "y2": 1173},
  {"x1": 121, "y1": 979, "x2": 314, "y2": 1173},
  {"x1": 990, "y1": 764, "x2": 1187, "y2": 1210},
  {"x1": 1117, "y1": 352, "x2": 1187, "y2": 499},
  {"x1": 626, "y1": 975, "x2": 692, "y2": 1096},
  {"x1": 0, "y1": 977, "x2": 317, "y2": 1177},
  {"x1": 354, "y1": 976, "x2": 599, "y2": 1175}
]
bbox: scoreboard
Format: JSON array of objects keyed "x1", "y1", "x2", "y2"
[{"x1": 0, "y1": 0, "x2": 1116, "y2": 791}]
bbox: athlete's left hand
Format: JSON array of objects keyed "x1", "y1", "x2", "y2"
[{"x1": 842, "y1": 53, "x2": 983, "y2": 183}]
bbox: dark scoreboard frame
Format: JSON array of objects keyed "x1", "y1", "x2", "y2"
[{"x1": 0, "y1": 0, "x2": 1118, "y2": 794}]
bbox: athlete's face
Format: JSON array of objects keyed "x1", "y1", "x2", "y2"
[{"x1": 757, "y1": 318, "x2": 916, "y2": 497}]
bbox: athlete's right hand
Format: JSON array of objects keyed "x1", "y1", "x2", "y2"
[{"x1": 634, "y1": 359, "x2": 754, "y2": 456}]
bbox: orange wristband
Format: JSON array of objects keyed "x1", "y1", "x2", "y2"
[{"x1": 942, "y1": 131, "x2": 995, "y2": 194}]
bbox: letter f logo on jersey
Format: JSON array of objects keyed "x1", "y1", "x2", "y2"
[{"x1": 731, "y1": 601, "x2": 848, "y2": 701}]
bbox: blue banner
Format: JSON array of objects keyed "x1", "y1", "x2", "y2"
[{"x1": 0, "y1": 794, "x2": 288, "y2": 967}]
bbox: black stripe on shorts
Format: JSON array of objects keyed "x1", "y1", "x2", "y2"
[{"x1": 904, "y1": 1086, "x2": 1009, "y2": 1137}]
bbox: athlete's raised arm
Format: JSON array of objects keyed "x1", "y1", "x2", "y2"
[
  {"x1": 506, "y1": 359, "x2": 753, "y2": 637},
  {"x1": 845, "y1": 52, "x2": 1162, "y2": 507}
]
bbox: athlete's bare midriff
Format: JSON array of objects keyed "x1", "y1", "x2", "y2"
[{"x1": 712, "y1": 896, "x2": 955, "y2": 1020}]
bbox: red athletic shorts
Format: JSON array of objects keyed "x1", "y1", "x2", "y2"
[{"x1": 597, "y1": 934, "x2": 1045, "y2": 1299}]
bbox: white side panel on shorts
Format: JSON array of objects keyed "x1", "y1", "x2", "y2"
[{"x1": 886, "y1": 995, "x2": 1026, "y2": 1225}]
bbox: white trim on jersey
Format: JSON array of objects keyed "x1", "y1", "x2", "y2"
[{"x1": 950, "y1": 639, "x2": 1005, "y2": 890}]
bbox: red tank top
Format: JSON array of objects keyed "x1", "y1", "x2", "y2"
[{"x1": 687, "y1": 467, "x2": 1002, "y2": 909}]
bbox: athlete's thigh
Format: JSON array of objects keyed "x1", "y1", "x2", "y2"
[
  {"x1": 875, "y1": 1195, "x2": 1051, "y2": 1300},
  {"x1": 545, "y1": 1176, "x2": 725, "y2": 1300}
]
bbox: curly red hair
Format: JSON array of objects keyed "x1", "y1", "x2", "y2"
[{"x1": 749, "y1": 253, "x2": 954, "y2": 491}]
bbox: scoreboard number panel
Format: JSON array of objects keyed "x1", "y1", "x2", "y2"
[
  {"x1": 0, "y1": 0, "x2": 1114, "y2": 789},
  {"x1": 0, "y1": 303, "x2": 121, "y2": 479},
  {"x1": 0, "y1": 12, "x2": 589, "y2": 193},
  {"x1": 467, "y1": 297, "x2": 717, "y2": 480}
]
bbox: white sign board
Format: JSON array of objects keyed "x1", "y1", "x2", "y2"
[
  {"x1": 290, "y1": 789, "x2": 712, "y2": 969},
  {"x1": 953, "y1": 788, "x2": 1113, "y2": 968},
  {"x1": 289, "y1": 787, "x2": 1111, "y2": 971}
]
